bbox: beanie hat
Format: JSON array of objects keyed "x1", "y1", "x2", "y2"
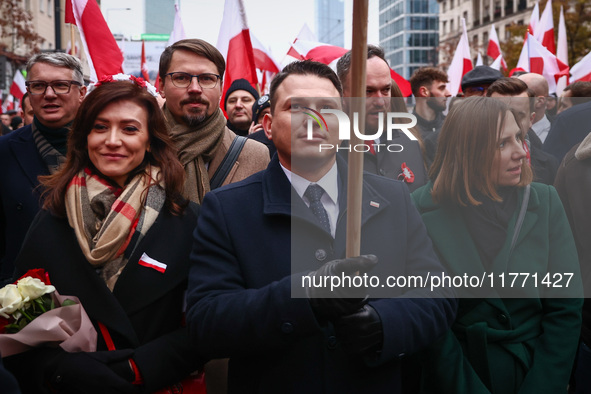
[
  {"x1": 224, "y1": 79, "x2": 259, "y2": 110},
  {"x1": 461, "y1": 66, "x2": 503, "y2": 91},
  {"x1": 252, "y1": 94, "x2": 271, "y2": 123}
]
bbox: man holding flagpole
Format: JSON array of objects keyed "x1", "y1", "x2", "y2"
[{"x1": 186, "y1": 60, "x2": 456, "y2": 393}]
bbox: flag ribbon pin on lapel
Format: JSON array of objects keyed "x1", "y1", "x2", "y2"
[{"x1": 138, "y1": 253, "x2": 167, "y2": 273}]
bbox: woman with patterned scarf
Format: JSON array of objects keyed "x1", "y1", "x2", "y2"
[{"x1": 5, "y1": 77, "x2": 205, "y2": 393}]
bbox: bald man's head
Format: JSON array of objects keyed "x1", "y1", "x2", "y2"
[{"x1": 517, "y1": 73, "x2": 549, "y2": 97}]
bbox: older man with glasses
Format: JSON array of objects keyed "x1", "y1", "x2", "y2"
[
  {"x1": 0, "y1": 52, "x2": 86, "y2": 285},
  {"x1": 157, "y1": 39, "x2": 269, "y2": 204}
]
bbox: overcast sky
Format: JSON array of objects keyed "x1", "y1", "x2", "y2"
[{"x1": 102, "y1": 0, "x2": 380, "y2": 64}]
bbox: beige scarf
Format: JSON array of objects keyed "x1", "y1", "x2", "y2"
[
  {"x1": 65, "y1": 166, "x2": 164, "y2": 290},
  {"x1": 163, "y1": 105, "x2": 226, "y2": 202}
]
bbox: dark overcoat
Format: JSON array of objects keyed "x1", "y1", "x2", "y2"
[
  {"x1": 186, "y1": 156, "x2": 457, "y2": 394},
  {"x1": 7, "y1": 203, "x2": 202, "y2": 393},
  {"x1": 0, "y1": 125, "x2": 47, "y2": 282},
  {"x1": 412, "y1": 182, "x2": 582, "y2": 394}
]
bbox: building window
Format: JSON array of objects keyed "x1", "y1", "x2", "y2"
[
  {"x1": 450, "y1": 19, "x2": 454, "y2": 32},
  {"x1": 442, "y1": 20, "x2": 447, "y2": 34},
  {"x1": 463, "y1": 11, "x2": 468, "y2": 25},
  {"x1": 25, "y1": 0, "x2": 31, "y2": 11},
  {"x1": 47, "y1": 0, "x2": 52, "y2": 16},
  {"x1": 39, "y1": 0, "x2": 44, "y2": 13},
  {"x1": 442, "y1": 1, "x2": 446, "y2": 12}
]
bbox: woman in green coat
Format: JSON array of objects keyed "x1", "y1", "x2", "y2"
[{"x1": 411, "y1": 97, "x2": 582, "y2": 394}]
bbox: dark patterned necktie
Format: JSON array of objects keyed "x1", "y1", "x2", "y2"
[{"x1": 304, "y1": 184, "x2": 331, "y2": 234}]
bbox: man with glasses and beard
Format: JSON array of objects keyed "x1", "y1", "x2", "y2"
[
  {"x1": 157, "y1": 39, "x2": 269, "y2": 204},
  {"x1": 0, "y1": 53, "x2": 86, "y2": 285}
]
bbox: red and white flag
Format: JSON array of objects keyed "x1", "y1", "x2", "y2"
[
  {"x1": 490, "y1": 56, "x2": 504, "y2": 71},
  {"x1": 534, "y1": 0, "x2": 555, "y2": 54},
  {"x1": 167, "y1": 4, "x2": 186, "y2": 46},
  {"x1": 2, "y1": 95, "x2": 14, "y2": 113},
  {"x1": 286, "y1": 39, "x2": 412, "y2": 97},
  {"x1": 217, "y1": 0, "x2": 258, "y2": 108},
  {"x1": 10, "y1": 70, "x2": 26, "y2": 100},
  {"x1": 141, "y1": 40, "x2": 150, "y2": 83},
  {"x1": 556, "y1": 6, "x2": 568, "y2": 95},
  {"x1": 516, "y1": 33, "x2": 569, "y2": 94},
  {"x1": 250, "y1": 33, "x2": 280, "y2": 93},
  {"x1": 528, "y1": 2, "x2": 540, "y2": 36},
  {"x1": 570, "y1": 50, "x2": 591, "y2": 82},
  {"x1": 65, "y1": 0, "x2": 123, "y2": 82},
  {"x1": 447, "y1": 18, "x2": 473, "y2": 96},
  {"x1": 476, "y1": 52, "x2": 483, "y2": 66},
  {"x1": 487, "y1": 24, "x2": 507, "y2": 70}
]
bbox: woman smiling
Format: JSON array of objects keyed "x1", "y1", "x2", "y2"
[{"x1": 6, "y1": 78, "x2": 203, "y2": 393}]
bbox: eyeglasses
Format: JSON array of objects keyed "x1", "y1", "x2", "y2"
[
  {"x1": 26, "y1": 80, "x2": 83, "y2": 95},
  {"x1": 464, "y1": 86, "x2": 486, "y2": 96},
  {"x1": 166, "y1": 72, "x2": 221, "y2": 89}
]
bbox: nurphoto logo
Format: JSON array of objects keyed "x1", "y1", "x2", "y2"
[{"x1": 304, "y1": 108, "x2": 418, "y2": 153}]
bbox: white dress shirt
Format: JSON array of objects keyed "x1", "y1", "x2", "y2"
[
  {"x1": 532, "y1": 114, "x2": 551, "y2": 143},
  {"x1": 281, "y1": 162, "x2": 339, "y2": 238}
]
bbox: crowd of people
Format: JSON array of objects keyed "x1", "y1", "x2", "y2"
[{"x1": 0, "y1": 37, "x2": 590, "y2": 394}]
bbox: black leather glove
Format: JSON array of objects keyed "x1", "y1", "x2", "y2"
[
  {"x1": 46, "y1": 349, "x2": 137, "y2": 394},
  {"x1": 334, "y1": 304, "x2": 383, "y2": 358},
  {"x1": 306, "y1": 254, "x2": 378, "y2": 320}
]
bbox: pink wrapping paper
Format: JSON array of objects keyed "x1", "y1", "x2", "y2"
[{"x1": 0, "y1": 291, "x2": 97, "y2": 357}]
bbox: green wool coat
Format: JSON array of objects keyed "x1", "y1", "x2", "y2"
[{"x1": 411, "y1": 182, "x2": 583, "y2": 394}]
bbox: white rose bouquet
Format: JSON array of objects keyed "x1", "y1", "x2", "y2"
[{"x1": 0, "y1": 269, "x2": 96, "y2": 357}]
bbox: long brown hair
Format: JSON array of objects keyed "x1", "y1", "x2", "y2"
[
  {"x1": 41, "y1": 81, "x2": 187, "y2": 216},
  {"x1": 429, "y1": 97, "x2": 532, "y2": 206}
]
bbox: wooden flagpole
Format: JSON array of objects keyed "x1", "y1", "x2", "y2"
[
  {"x1": 346, "y1": 0, "x2": 368, "y2": 258},
  {"x1": 70, "y1": 25, "x2": 76, "y2": 57}
]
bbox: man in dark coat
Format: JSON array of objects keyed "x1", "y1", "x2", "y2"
[
  {"x1": 0, "y1": 52, "x2": 86, "y2": 284},
  {"x1": 186, "y1": 60, "x2": 456, "y2": 393},
  {"x1": 336, "y1": 45, "x2": 428, "y2": 192}
]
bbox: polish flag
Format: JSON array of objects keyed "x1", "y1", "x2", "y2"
[
  {"x1": 570, "y1": 50, "x2": 591, "y2": 82},
  {"x1": 2, "y1": 95, "x2": 14, "y2": 112},
  {"x1": 217, "y1": 0, "x2": 258, "y2": 109},
  {"x1": 555, "y1": 6, "x2": 568, "y2": 95},
  {"x1": 250, "y1": 34, "x2": 280, "y2": 93},
  {"x1": 65, "y1": 0, "x2": 123, "y2": 82},
  {"x1": 287, "y1": 39, "x2": 412, "y2": 97},
  {"x1": 9, "y1": 70, "x2": 26, "y2": 100},
  {"x1": 447, "y1": 18, "x2": 473, "y2": 96},
  {"x1": 528, "y1": 2, "x2": 540, "y2": 36},
  {"x1": 534, "y1": 0, "x2": 555, "y2": 54},
  {"x1": 138, "y1": 253, "x2": 167, "y2": 274},
  {"x1": 516, "y1": 33, "x2": 569, "y2": 94},
  {"x1": 141, "y1": 40, "x2": 150, "y2": 83},
  {"x1": 487, "y1": 24, "x2": 507, "y2": 70},
  {"x1": 167, "y1": 4, "x2": 186, "y2": 46}
]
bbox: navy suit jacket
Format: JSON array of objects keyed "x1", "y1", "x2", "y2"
[
  {"x1": 186, "y1": 156, "x2": 456, "y2": 393},
  {"x1": 0, "y1": 125, "x2": 48, "y2": 282},
  {"x1": 544, "y1": 101, "x2": 591, "y2": 163}
]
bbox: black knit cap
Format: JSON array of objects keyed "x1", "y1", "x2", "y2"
[
  {"x1": 252, "y1": 94, "x2": 271, "y2": 123},
  {"x1": 461, "y1": 66, "x2": 503, "y2": 91},
  {"x1": 224, "y1": 78, "x2": 259, "y2": 110}
]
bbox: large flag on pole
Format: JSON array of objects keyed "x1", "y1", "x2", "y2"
[
  {"x1": 555, "y1": 6, "x2": 568, "y2": 95},
  {"x1": 9, "y1": 70, "x2": 26, "y2": 100},
  {"x1": 534, "y1": 0, "x2": 555, "y2": 54},
  {"x1": 167, "y1": 4, "x2": 186, "y2": 46},
  {"x1": 65, "y1": 0, "x2": 124, "y2": 82},
  {"x1": 447, "y1": 18, "x2": 473, "y2": 96},
  {"x1": 571, "y1": 50, "x2": 591, "y2": 82},
  {"x1": 516, "y1": 33, "x2": 569, "y2": 94},
  {"x1": 141, "y1": 40, "x2": 150, "y2": 83},
  {"x1": 487, "y1": 24, "x2": 507, "y2": 70},
  {"x1": 217, "y1": 0, "x2": 258, "y2": 107}
]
